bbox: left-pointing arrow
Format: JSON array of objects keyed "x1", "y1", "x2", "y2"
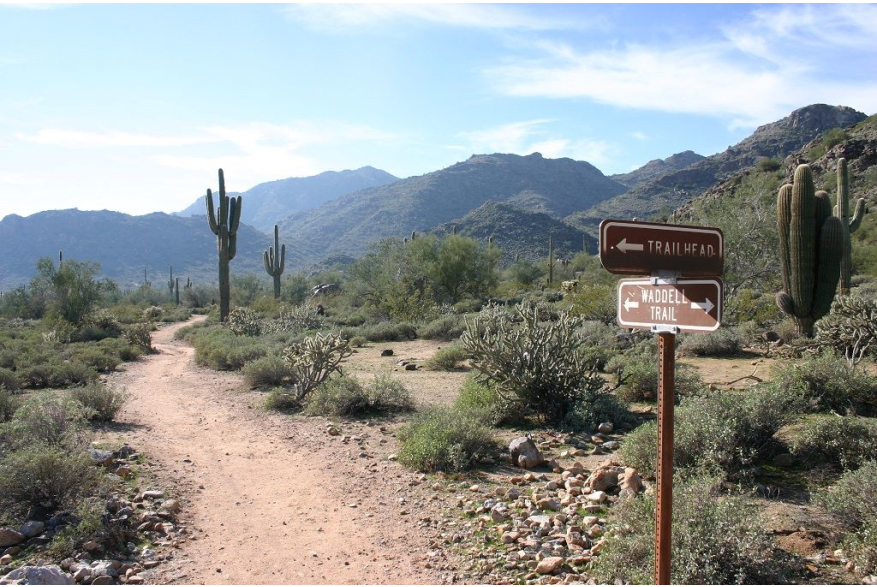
[
  {"x1": 690, "y1": 298, "x2": 714, "y2": 313},
  {"x1": 623, "y1": 298, "x2": 639, "y2": 312},
  {"x1": 616, "y1": 238, "x2": 644, "y2": 253}
]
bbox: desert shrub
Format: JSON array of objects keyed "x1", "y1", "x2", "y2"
[
  {"x1": 678, "y1": 328, "x2": 744, "y2": 357},
  {"x1": 116, "y1": 344, "x2": 142, "y2": 361},
  {"x1": 461, "y1": 302, "x2": 605, "y2": 424},
  {"x1": 757, "y1": 157, "x2": 782, "y2": 172},
  {"x1": 141, "y1": 305, "x2": 164, "y2": 320},
  {"x1": 568, "y1": 283, "x2": 617, "y2": 324},
  {"x1": 304, "y1": 374, "x2": 413, "y2": 417},
  {"x1": 73, "y1": 347, "x2": 121, "y2": 373},
  {"x1": 70, "y1": 382, "x2": 127, "y2": 422},
  {"x1": 575, "y1": 321, "x2": 623, "y2": 370},
  {"x1": 419, "y1": 314, "x2": 467, "y2": 341},
  {"x1": 453, "y1": 376, "x2": 508, "y2": 425},
  {"x1": 772, "y1": 349, "x2": 877, "y2": 414},
  {"x1": 18, "y1": 360, "x2": 97, "y2": 389},
  {"x1": 725, "y1": 288, "x2": 782, "y2": 326},
  {"x1": 123, "y1": 323, "x2": 153, "y2": 353},
  {"x1": 263, "y1": 304, "x2": 322, "y2": 334},
  {"x1": 357, "y1": 322, "x2": 417, "y2": 342},
  {"x1": 788, "y1": 415, "x2": 877, "y2": 470},
  {"x1": 0, "y1": 445, "x2": 98, "y2": 514},
  {"x1": 620, "y1": 386, "x2": 805, "y2": 479},
  {"x1": 2, "y1": 394, "x2": 89, "y2": 450},
  {"x1": 0, "y1": 367, "x2": 19, "y2": 391},
  {"x1": 818, "y1": 461, "x2": 877, "y2": 575},
  {"x1": 592, "y1": 474, "x2": 798, "y2": 584},
  {"x1": 423, "y1": 345, "x2": 468, "y2": 371},
  {"x1": 282, "y1": 332, "x2": 352, "y2": 401},
  {"x1": 263, "y1": 387, "x2": 298, "y2": 411},
  {"x1": 607, "y1": 342, "x2": 703, "y2": 402},
  {"x1": 397, "y1": 407, "x2": 497, "y2": 472},
  {"x1": 816, "y1": 295, "x2": 877, "y2": 365},
  {"x1": 349, "y1": 335, "x2": 367, "y2": 348},
  {"x1": 227, "y1": 307, "x2": 262, "y2": 336},
  {"x1": 0, "y1": 388, "x2": 21, "y2": 423},
  {"x1": 242, "y1": 355, "x2": 293, "y2": 388},
  {"x1": 560, "y1": 392, "x2": 637, "y2": 433}
]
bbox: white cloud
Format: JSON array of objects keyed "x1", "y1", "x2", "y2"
[
  {"x1": 455, "y1": 120, "x2": 613, "y2": 167},
  {"x1": 283, "y1": 3, "x2": 579, "y2": 33},
  {"x1": 17, "y1": 129, "x2": 213, "y2": 148},
  {"x1": 488, "y1": 4, "x2": 877, "y2": 129},
  {"x1": 631, "y1": 131, "x2": 648, "y2": 141}
]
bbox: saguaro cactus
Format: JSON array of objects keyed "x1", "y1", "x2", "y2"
[
  {"x1": 58, "y1": 250, "x2": 63, "y2": 268},
  {"x1": 547, "y1": 236, "x2": 555, "y2": 285},
  {"x1": 834, "y1": 158, "x2": 867, "y2": 294},
  {"x1": 263, "y1": 224, "x2": 286, "y2": 299},
  {"x1": 167, "y1": 266, "x2": 175, "y2": 297},
  {"x1": 776, "y1": 164, "x2": 844, "y2": 337},
  {"x1": 206, "y1": 169, "x2": 242, "y2": 322},
  {"x1": 173, "y1": 277, "x2": 180, "y2": 306}
]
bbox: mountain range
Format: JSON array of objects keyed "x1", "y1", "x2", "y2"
[{"x1": 0, "y1": 103, "x2": 870, "y2": 289}]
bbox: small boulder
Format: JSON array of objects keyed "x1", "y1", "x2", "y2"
[
  {"x1": 618, "y1": 468, "x2": 644, "y2": 498},
  {"x1": 597, "y1": 422, "x2": 614, "y2": 434},
  {"x1": 88, "y1": 449, "x2": 114, "y2": 467},
  {"x1": 0, "y1": 528, "x2": 24, "y2": 548},
  {"x1": 535, "y1": 556, "x2": 564, "y2": 575},
  {"x1": 509, "y1": 437, "x2": 545, "y2": 469},
  {"x1": 380, "y1": 349, "x2": 394, "y2": 357},
  {"x1": 1, "y1": 565, "x2": 73, "y2": 585},
  {"x1": 404, "y1": 363, "x2": 418, "y2": 371},
  {"x1": 19, "y1": 521, "x2": 45, "y2": 540}
]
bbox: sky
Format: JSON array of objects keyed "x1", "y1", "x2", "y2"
[{"x1": 1, "y1": 2, "x2": 876, "y2": 219}]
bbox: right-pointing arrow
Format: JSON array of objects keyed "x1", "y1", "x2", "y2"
[
  {"x1": 623, "y1": 298, "x2": 639, "y2": 312},
  {"x1": 616, "y1": 238, "x2": 644, "y2": 253},
  {"x1": 691, "y1": 298, "x2": 714, "y2": 313}
]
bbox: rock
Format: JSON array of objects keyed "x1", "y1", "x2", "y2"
[
  {"x1": 597, "y1": 422, "x2": 613, "y2": 434},
  {"x1": 509, "y1": 437, "x2": 545, "y2": 469},
  {"x1": 404, "y1": 363, "x2": 418, "y2": 371},
  {"x1": 141, "y1": 490, "x2": 164, "y2": 500},
  {"x1": 19, "y1": 522, "x2": 44, "y2": 540},
  {"x1": 380, "y1": 349, "x2": 394, "y2": 357},
  {"x1": 1, "y1": 565, "x2": 73, "y2": 585},
  {"x1": 773, "y1": 453, "x2": 794, "y2": 467},
  {"x1": 762, "y1": 331, "x2": 781, "y2": 343},
  {"x1": 115, "y1": 465, "x2": 132, "y2": 479},
  {"x1": 585, "y1": 464, "x2": 625, "y2": 492},
  {"x1": 161, "y1": 499, "x2": 181, "y2": 513},
  {"x1": 602, "y1": 441, "x2": 620, "y2": 451},
  {"x1": 0, "y1": 555, "x2": 12, "y2": 565},
  {"x1": 90, "y1": 576, "x2": 114, "y2": 585},
  {"x1": 535, "y1": 556, "x2": 564, "y2": 574},
  {"x1": 586, "y1": 491, "x2": 607, "y2": 503},
  {"x1": 126, "y1": 576, "x2": 144, "y2": 585},
  {"x1": 82, "y1": 540, "x2": 100, "y2": 552},
  {"x1": 90, "y1": 561, "x2": 118, "y2": 579},
  {"x1": 72, "y1": 566, "x2": 91, "y2": 583},
  {"x1": 115, "y1": 445, "x2": 136, "y2": 459},
  {"x1": 618, "y1": 468, "x2": 644, "y2": 498},
  {"x1": 88, "y1": 449, "x2": 114, "y2": 467},
  {"x1": 0, "y1": 528, "x2": 24, "y2": 548},
  {"x1": 536, "y1": 498, "x2": 561, "y2": 511}
]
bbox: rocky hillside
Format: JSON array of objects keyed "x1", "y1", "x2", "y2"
[
  {"x1": 568, "y1": 104, "x2": 867, "y2": 235},
  {"x1": 0, "y1": 210, "x2": 273, "y2": 290},
  {"x1": 610, "y1": 150, "x2": 705, "y2": 190},
  {"x1": 430, "y1": 201, "x2": 591, "y2": 265},
  {"x1": 280, "y1": 152, "x2": 626, "y2": 268},
  {"x1": 176, "y1": 166, "x2": 398, "y2": 233}
]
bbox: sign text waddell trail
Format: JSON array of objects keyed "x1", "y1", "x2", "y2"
[
  {"x1": 599, "y1": 219, "x2": 724, "y2": 277},
  {"x1": 617, "y1": 278, "x2": 723, "y2": 333}
]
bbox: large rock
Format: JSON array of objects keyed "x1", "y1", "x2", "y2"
[
  {"x1": 0, "y1": 528, "x2": 24, "y2": 548},
  {"x1": 585, "y1": 461, "x2": 626, "y2": 492},
  {"x1": 535, "y1": 556, "x2": 564, "y2": 574},
  {"x1": 1, "y1": 565, "x2": 74, "y2": 585},
  {"x1": 618, "y1": 467, "x2": 644, "y2": 498},
  {"x1": 509, "y1": 437, "x2": 544, "y2": 469},
  {"x1": 18, "y1": 522, "x2": 44, "y2": 540}
]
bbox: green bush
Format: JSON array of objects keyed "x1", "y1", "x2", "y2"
[
  {"x1": 123, "y1": 323, "x2": 153, "y2": 353},
  {"x1": 242, "y1": 355, "x2": 293, "y2": 388},
  {"x1": 560, "y1": 392, "x2": 637, "y2": 433},
  {"x1": 788, "y1": 415, "x2": 877, "y2": 470},
  {"x1": 0, "y1": 445, "x2": 98, "y2": 514},
  {"x1": 818, "y1": 461, "x2": 877, "y2": 575},
  {"x1": 419, "y1": 314, "x2": 466, "y2": 341},
  {"x1": 568, "y1": 283, "x2": 617, "y2": 324},
  {"x1": 592, "y1": 474, "x2": 798, "y2": 584},
  {"x1": 304, "y1": 374, "x2": 413, "y2": 417},
  {"x1": 18, "y1": 361, "x2": 98, "y2": 389},
  {"x1": 620, "y1": 386, "x2": 805, "y2": 479},
  {"x1": 0, "y1": 388, "x2": 21, "y2": 423},
  {"x1": 423, "y1": 345, "x2": 468, "y2": 371},
  {"x1": 70, "y1": 382, "x2": 128, "y2": 422},
  {"x1": 72, "y1": 347, "x2": 122, "y2": 373},
  {"x1": 607, "y1": 342, "x2": 703, "y2": 402},
  {"x1": 0, "y1": 367, "x2": 19, "y2": 391},
  {"x1": 263, "y1": 387, "x2": 299, "y2": 411},
  {"x1": 678, "y1": 328, "x2": 744, "y2": 357},
  {"x1": 773, "y1": 350, "x2": 877, "y2": 414},
  {"x1": 453, "y1": 376, "x2": 508, "y2": 425},
  {"x1": 462, "y1": 302, "x2": 605, "y2": 424},
  {"x1": 397, "y1": 407, "x2": 497, "y2": 472},
  {"x1": 2, "y1": 394, "x2": 89, "y2": 450},
  {"x1": 357, "y1": 322, "x2": 417, "y2": 342}
]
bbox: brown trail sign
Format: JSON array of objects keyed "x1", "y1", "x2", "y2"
[
  {"x1": 600, "y1": 219, "x2": 723, "y2": 276},
  {"x1": 617, "y1": 278, "x2": 723, "y2": 333},
  {"x1": 599, "y1": 219, "x2": 725, "y2": 585}
]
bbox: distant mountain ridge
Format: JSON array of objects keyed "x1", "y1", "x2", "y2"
[
  {"x1": 176, "y1": 166, "x2": 398, "y2": 232},
  {"x1": 568, "y1": 104, "x2": 868, "y2": 234},
  {"x1": 0, "y1": 209, "x2": 271, "y2": 290},
  {"x1": 610, "y1": 150, "x2": 705, "y2": 189},
  {"x1": 279, "y1": 152, "x2": 626, "y2": 268}
]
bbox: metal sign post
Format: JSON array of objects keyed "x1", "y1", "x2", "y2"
[{"x1": 599, "y1": 219, "x2": 725, "y2": 586}]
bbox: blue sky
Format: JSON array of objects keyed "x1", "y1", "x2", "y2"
[{"x1": 1, "y1": 3, "x2": 875, "y2": 218}]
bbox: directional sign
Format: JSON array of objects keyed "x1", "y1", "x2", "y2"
[
  {"x1": 600, "y1": 220, "x2": 724, "y2": 276},
  {"x1": 617, "y1": 277, "x2": 723, "y2": 332}
]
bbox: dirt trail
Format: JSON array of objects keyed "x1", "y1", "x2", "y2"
[{"x1": 108, "y1": 317, "x2": 444, "y2": 585}]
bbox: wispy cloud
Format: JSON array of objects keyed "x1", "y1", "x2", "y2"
[
  {"x1": 488, "y1": 4, "x2": 877, "y2": 129},
  {"x1": 17, "y1": 129, "x2": 213, "y2": 148},
  {"x1": 630, "y1": 131, "x2": 648, "y2": 141},
  {"x1": 454, "y1": 120, "x2": 613, "y2": 166},
  {"x1": 284, "y1": 3, "x2": 580, "y2": 33},
  {"x1": 0, "y1": 3, "x2": 70, "y2": 10}
]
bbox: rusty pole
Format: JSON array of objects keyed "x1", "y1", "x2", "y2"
[{"x1": 655, "y1": 331, "x2": 675, "y2": 585}]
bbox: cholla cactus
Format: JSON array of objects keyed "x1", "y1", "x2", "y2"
[
  {"x1": 816, "y1": 295, "x2": 877, "y2": 365},
  {"x1": 776, "y1": 164, "x2": 843, "y2": 337},
  {"x1": 834, "y1": 158, "x2": 867, "y2": 294},
  {"x1": 263, "y1": 304, "x2": 322, "y2": 334},
  {"x1": 124, "y1": 323, "x2": 153, "y2": 352},
  {"x1": 282, "y1": 332, "x2": 352, "y2": 401},
  {"x1": 227, "y1": 307, "x2": 262, "y2": 336}
]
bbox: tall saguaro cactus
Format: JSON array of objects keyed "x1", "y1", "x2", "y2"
[
  {"x1": 206, "y1": 169, "x2": 242, "y2": 322},
  {"x1": 834, "y1": 158, "x2": 867, "y2": 295},
  {"x1": 167, "y1": 266, "x2": 175, "y2": 297},
  {"x1": 173, "y1": 277, "x2": 180, "y2": 306},
  {"x1": 263, "y1": 224, "x2": 286, "y2": 299},
  {"x1": 776, "y1": 164, "x2": 844, "y2": 337},
  {"x1": 547, "y1": 236, "x2": 555, "y2": 285}
]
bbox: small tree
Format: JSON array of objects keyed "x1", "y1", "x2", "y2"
[
  {"x1": 32, "y1": 257, "x2": 114, "y2": 327},
  {"x1": 429, "y1": 234, "x2": 499, "y2": 303}
]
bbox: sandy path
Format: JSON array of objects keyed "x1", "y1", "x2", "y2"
[{"x1": 108, "y1": 317, "x2": 444, "y2": 585}]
